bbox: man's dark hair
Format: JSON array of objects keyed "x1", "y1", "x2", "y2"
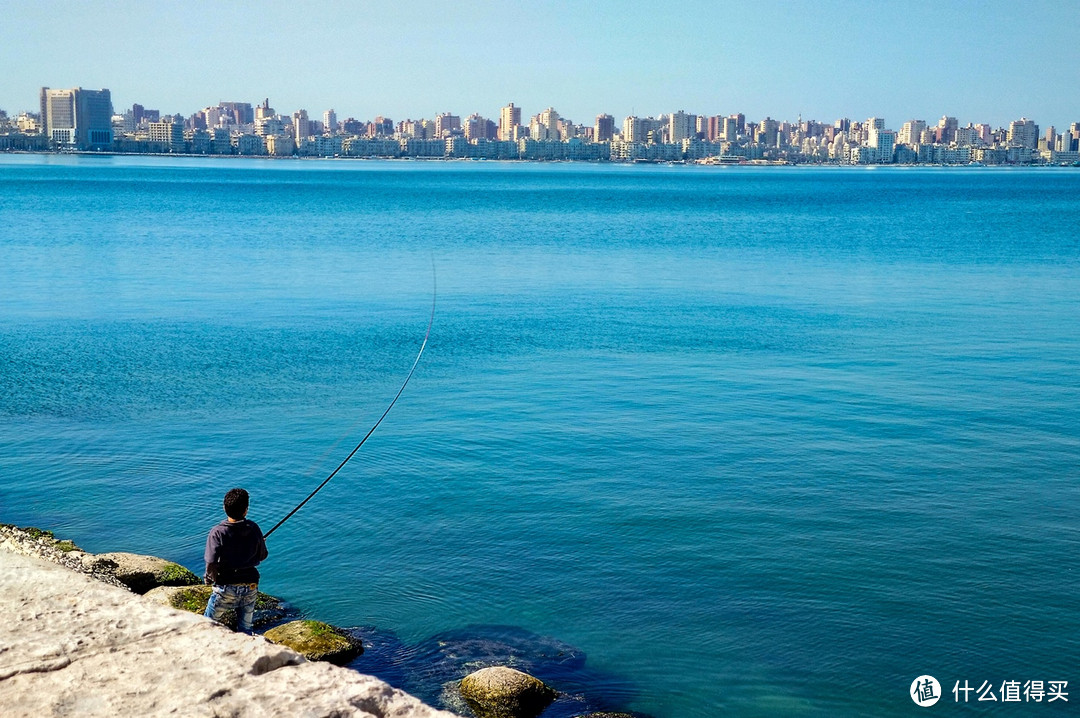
[{"x1": 223, "y1": 488, "x2": 249, "y2": 520}]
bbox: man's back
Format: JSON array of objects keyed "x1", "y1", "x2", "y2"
[{"x1": 205, "y1": 517, "x2": 267, "y2": 585}]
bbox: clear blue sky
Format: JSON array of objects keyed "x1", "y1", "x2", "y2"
[{"x1": 2, "y1": 0, "x2": 1076, "y2": 130}]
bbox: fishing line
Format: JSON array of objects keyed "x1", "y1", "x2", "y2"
[{"x1": 263, "y1": 263, "x2": 436, "y2": 539}]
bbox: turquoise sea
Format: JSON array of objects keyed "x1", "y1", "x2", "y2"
[{"x1": 1, "y1": 155, "x2": 1078, "y2": 716}]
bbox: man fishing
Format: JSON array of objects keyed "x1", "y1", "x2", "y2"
[{"x1": 203, "y1": 487, "x2": 268, "y2": 635}]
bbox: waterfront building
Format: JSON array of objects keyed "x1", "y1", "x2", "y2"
[
  {"x1": 211, "y1": 128, "x2": 233, "y2": 154},
  {"x1": 39, "y1": 87, "x2": 114, "y2": 150},
  {"x1": 148, "y1": 120, "x2": 184, "y2": 152},
  {"x1": 682, "y1": 138, "x2": 723, "y2": 159},
  {"x1": 866, "y1": 127, "x2": 896, "y2": 163},
  {"x1": 265, "y1": 134, "x2": 295, "y2": 156},
  {"x1": 446, "y1": 136, "x2": 467, "y2": 158},
  {"x1": 399, "y1": 137, "x2": 444, "y2": 157},
  {"x1": 499, "y1": 103, "x2": 521, "y2": 141},
  {"x1": 310, "y1": 135, "x2": 342, "y2": 156},
  {"x1": 233, "y1": 134, "x2": 265, "y2": 155},
  {"x1": 342, "y1": 137, "x2": 400, "y2": 157},
  {"x1": 187, "y1": 130, "x2": 211, "y2": 154},
  {"x1": 466, "y1": 138, "x2": 518, "y2": 160}
]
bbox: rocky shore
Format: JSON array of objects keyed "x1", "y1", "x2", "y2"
[
  {"x1": 0, "y1": 523, "x2": 462, "y2": 717},
  {"x1": 0, "y1": 524, "x2": 637, "y2": 718}
]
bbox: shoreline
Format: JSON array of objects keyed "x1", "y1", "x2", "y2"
[
  {"x1": 2, "y1": 148, "x2": 1078, "y2": 168},
  {"x1": 0, "y1": 522, "x2": 459, "y2": 717},
  {"x1": 0, "y1": 523, "x2": 644, "y2": 718}
]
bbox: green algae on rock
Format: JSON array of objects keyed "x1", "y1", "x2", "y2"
[
  {"x1": 459, "y1": 666, "x2": 557, "y2": 718},
  {"x1": 88, "y1": 552, "x2": 201, "y2": 594},
  {"x1": 264, "y1": 620, "x2": 363, "y2": 664}
]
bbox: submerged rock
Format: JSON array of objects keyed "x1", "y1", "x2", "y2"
[
  {"x1": 265, "y1": 620, "x2": 364, "y2": 664},
  {"x1": 87, "y1": 552, "x2": 201, "y2": 594},
  {"x1": 377, "y1": 624, "x2": 638, "y2": 717},
  {"x1": 142, "y1": 584, "x2": 291, "y2": 628},
  {"x1": 459, "y1": 666, "x2": 557, "y2": 718}
]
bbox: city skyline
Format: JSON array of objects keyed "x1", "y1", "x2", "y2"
[
  {"x1": 1, "y1": 0, "x2": 1078, "y2": 131},
  {"x1": 8, "y1": 84, "x2": 1076, "y2": 166},
  {"x1": 6, "y1": 84, "x2": 1075, "y2": 148}
]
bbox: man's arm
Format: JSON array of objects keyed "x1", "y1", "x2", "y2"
[{"x1": 204, "y1": 527, "x2": 223, "y2": 584}]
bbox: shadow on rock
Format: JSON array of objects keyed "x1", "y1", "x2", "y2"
[{"x1": 345, "y1": 624, "x2": 648, "y2": 718}]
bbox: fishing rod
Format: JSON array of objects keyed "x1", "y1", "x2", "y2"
[{"x1": 263, "y1": 265, "x2": 436, "y2": 539}]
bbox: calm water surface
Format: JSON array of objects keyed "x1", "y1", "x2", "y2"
[{"x1": 1, "y1": 155, "x2": 1078, "y2": 716}]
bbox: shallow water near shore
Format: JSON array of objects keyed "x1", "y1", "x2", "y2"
[{"x1": 1, "y1": 155, "x2": 1079, "y2": 716}]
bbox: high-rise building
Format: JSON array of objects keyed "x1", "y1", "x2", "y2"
[
  {"x1": 757, "y1": 117, "x2": 779, "y2": 146},
  {"x1": 219, "y1": 102, "x2": 254, "y2": 125},
  {"x1": 1007, "y1": 117, "x2": 1039, "y2": 149},
  {"x1": 867, "y1": 126, "x2": 896, "y2": 162},
  {"x1": 705, "y1": 115, "x2": 721, "y2": 142},
  {"x1": 935, "y1": 116, "x2": 958, "y2": 144},
  {"x1": 435, "y1": 113, "x2": 461, "y2": 137},
  {"x1": 594, "y1": 114, "x2": 614, "y2": 142},
  {"x1": 721, "y1": 116, "x2": 738, "y2": 141},
  {"x1": 954, "y1": 125, "x2": 980, "y2": 147},
  {"x1": 669, "y1": 110, "x2": 696, "y2": 142},
  {"x1": 323, "y1": 109, "x2": 337, "y2": 135},
  {"x1": 464, "y1": 114, "x2": 495, "y2": 140},
  {"x1": 499, "y1": 103, "x2": 521, "y2": 141},
  {"x1": 293, "y1": 109, "x2": 310, "y2": 143},
  {"x1": 40, "y1": 87, "x2": 114, "y2": 150},
  {"x1": 529, "y1": 108, "x2": 561, "y2": 141},
  {"x1": 898, "y1": 120, "x2": 927, "y2": 146},
  {"x1": 373, "y1": 116, "x2": 393, "y2": 136}
]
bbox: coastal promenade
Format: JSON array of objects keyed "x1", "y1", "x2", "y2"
[{"x1": 0, "y1": 534, "x2": 458, "y2": 718}]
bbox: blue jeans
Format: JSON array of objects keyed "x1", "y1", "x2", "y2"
[{"x1": 204, "y1": 583, "x2": 258, "y2": 634}]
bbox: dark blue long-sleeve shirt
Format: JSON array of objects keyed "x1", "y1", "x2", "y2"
[{"x1": 204, "y1": 518, "x2": 268, "y2": 585}]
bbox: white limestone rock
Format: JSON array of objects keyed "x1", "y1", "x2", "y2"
[{"x1": 0, "y1": 546, "x2": 459, "y2": 718}]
